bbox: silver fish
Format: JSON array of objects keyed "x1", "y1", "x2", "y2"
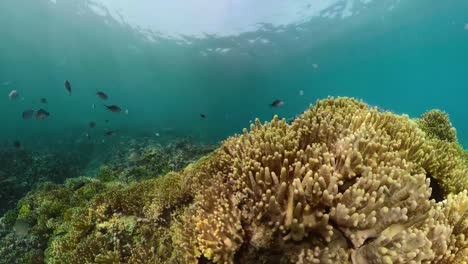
[{"x1": 8, "y1": 90, "x2": 19, "y2": 100}]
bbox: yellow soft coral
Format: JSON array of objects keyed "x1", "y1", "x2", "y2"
[{"x1": 180, "y1": 97, "x2": 468, "y2": 263}]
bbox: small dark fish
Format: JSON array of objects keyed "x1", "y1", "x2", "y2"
[
  {"x1": 36, "y1": 109, "x2": 50, "y2": 120},
  {"x1": 22, "y1": 109, "x2": 35, "y2": 119},
  {"x1": 13, "y1": 141, "x2": 21, "y2": 150},
  {"x1": 40, "y1": 98, "x2": 47, "y2": 104},
  {"x1": 96, "y1": 91, "x2": 108, "y2": 100},
  {"x1": 105, "y1": 119, "x2": 109, "y2": 123},
  {"x1": 200, "y1": 114, "x2": 206, "y2": 118},
  {"x1": 64, "y1": 80, "x2": 72, "y2": 95},
  {"x1": 270, "y1": 99, "x2": 284, "y2": 107},
  {"x1": 105, "y1": 131, "x2": 115, "y2": 136},
  {"x1": 89, "y1": 121, "x2": 96, "y2": 128},
  {"x1": 104, "y1": 105, "x2": 121, "y2": 113}
]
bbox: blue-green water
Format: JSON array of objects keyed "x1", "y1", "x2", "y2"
[{"x1": 1, "y1": 0, "x2": 468, "y2": 147}]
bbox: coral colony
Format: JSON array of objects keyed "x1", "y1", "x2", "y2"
[{"x1": 0, "y1": 97, "x2": 466, "y2": 263}]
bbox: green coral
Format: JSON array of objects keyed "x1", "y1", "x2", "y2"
[
  {"x1": 417, "y1": 109, "x2": 458, "y2": 142},
  {"x1": 0, "y1": 178, "x2": 107, "y2": 264},
  {"x1": 45, "y1": 172, "x2": 192, "y2": 263},
  {"x1": 96, "y1": 140, "x2": 216, "y2": 183}
]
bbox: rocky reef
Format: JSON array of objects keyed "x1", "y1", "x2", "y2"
[
  {"x1": 0, "y1": 146, "x2": 95, "y2": 215},
  {"x1": 0, "y1": 97, "x2": 467, "y2": 263},
  {"x1": 0, "y1": 139, "x2": 216, "y2": 263}
]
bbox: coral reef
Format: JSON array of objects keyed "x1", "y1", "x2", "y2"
[
  {"x1": 417, "y1": 109, "x2": 458, "y2": 143},
  {"x1": 1, "y1": 97, "x2": 467, "y2": 264},
  {"x1": 44, "y1": 172, "x2": 192, "y2": 263},
  {"x1": 0, "y1": 177, "x2": 107, "y2": 263},
  {"x1": 0, "y1": 145, "x2": 96, "y2": 215},
  {"x1": 0, "y1": 138, "x2": 215, "y2": 263},
  {"x1": 96, "y1": 138, "x2": 217, "y2": 183},
  {"x1": 179, "y1": 97, "x2": 468, "y2": 263}
]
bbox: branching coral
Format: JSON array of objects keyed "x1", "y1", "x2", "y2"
[{"x1": 179, "y1": 97, "x2": 468, "y2": 263}]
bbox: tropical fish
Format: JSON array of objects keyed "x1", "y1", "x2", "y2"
[
  {"x1": 270, "y1": 99, "x2": 284, "y2": 107},
  {"x1": 89, "y1": 121, "x2": 96, "y2": 128},
  {"x1": 299, "y1": 90, "x2": 304, "y2": 96},
  {"x1": 22, "y1": 109, "x2": 35, "y2": 119},
  {"x1": 64, "y1": 80, "x2": 72, "y2": 95},
  {"x1": 104, "y1": 105, "x2": 121, "y2": 113},
  {"x1": 105, "y1": 131, "x2": 115, "y2": 136},
  {"x1": 13, "y1": 141, "x2": 21, "y2": 150},
  {"x1": 8, "y1": 90, "x2": 19, "y2": 100},
  {"x1": 40, "y1": 98, "x2": 47, "y2": 104},
  {"x1": 128, "y1": 152, "x2": 140, "y2": 162},
  {"x1": 200, "y1": 114, "x2": 206, "y2": 118},
  {"x1": 36, "y1": 109, "x2": 50, "y2": 120},
  {"x1": 96, "y1": 91, "x2": 108, "y2": 100},
  {"x1": 154, "y1": 132, "x2": 160, "y2": 137},
  {"x1": 13, "y1": 219, "x2": 30, "y2": 237}
]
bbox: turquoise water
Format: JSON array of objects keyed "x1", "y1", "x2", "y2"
[{"x1": 1, "y1": 0, "x2": 467, "y2": 148}]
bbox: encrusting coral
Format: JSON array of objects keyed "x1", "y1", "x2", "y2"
[{"x1": 1, "y1": 97, "x2": 467, "y2": 264}]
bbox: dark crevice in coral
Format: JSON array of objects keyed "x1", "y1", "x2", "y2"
[
  {"x1": 427, "y1": 172, "x2": 445, "y2": 202},
  {"x1": 338, "y1": 177, "x2": 358, "y2": 193},
  {"x1": 328, "y1": 219, "x2": 353, "y2": 249},
  {"x1": 361, "y1": 236, "x2": 376, "y2": 247},
  {"x1": 198, "y1": 256, "x2": 213, "y2": 263},
  {"x1": 323, "y1": 206, "x2": 331, "y2": 215}
]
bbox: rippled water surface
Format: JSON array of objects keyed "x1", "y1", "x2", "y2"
[{"x1": 1, "y1": 0, "x2": 467, "y2": 146}]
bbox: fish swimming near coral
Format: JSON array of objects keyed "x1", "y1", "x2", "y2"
[
  {"x1": 22, "y1": 109, "x2": 35, "y2": 119},
  {"x1": 128, "y1": 152, "x2": 140, "y2": 162},
  {"x1": 8, "y1": 90, "x2": 19, "y2": 100},
  {"x1": 36, "y1": 109, "x2": 50, "y2": 120},
  {"x1": 64, "y1": 80, "x2": 72, "y2": 95},
  {"x1": 105, "y1": 131, "x2": 115, "y2": 136},
  {"x1": 270, "y1": 99, "x2": 284, "y2": 107},
  {"x1": 13, "y1": 219, "x2": 30, "y2": 237},
  {"x1": 104, "y1": 105, "x2": 121, "y2": 113},
  {"x1": 40, "y1": 98, "x2": 47, "y2": 104},
  {"x1": 96, "y1": 91, "x2": 108, "y2": 100}
]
